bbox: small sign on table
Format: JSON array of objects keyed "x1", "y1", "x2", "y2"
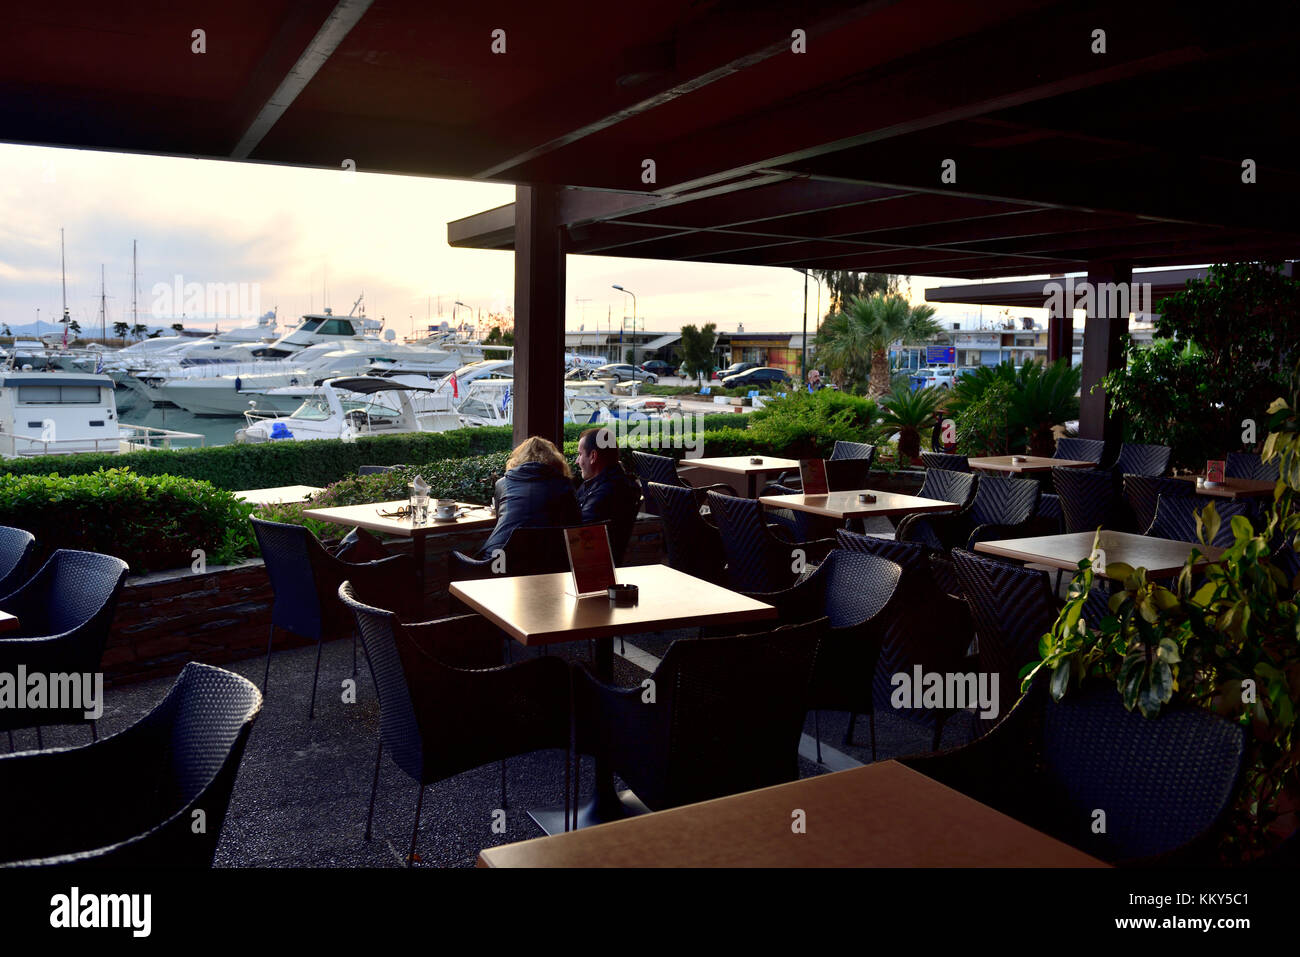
[
  {"x1": 800, "y1": 458, "x2": 829, "y2": 496},
  {"x1": 564, "y1": 525, "x2": 618, "y2": 599},
  {"x1": 1206, "y1": 459, "x2": 1226, "y2": 484}
]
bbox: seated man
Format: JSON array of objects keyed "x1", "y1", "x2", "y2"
[
  {"x1": 480, "y1": 436, "x2": 581, "y2": 558},
  {"x1": 576, "y1": 427, "x2": 643, "y2": 563}
]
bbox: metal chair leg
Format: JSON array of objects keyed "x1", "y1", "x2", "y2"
[
  {"x1": 365, "y1": 740, "x2": 383, "y2": 841},
  {"x1": 408, "y1": 783, "x2": 425, "y2": 867},
  {"x1": 262, "y1": 624, "x2": 275, "y2": 692},
  {"x1": 308, "y1": 637, "x2": 324, "y2": 721},
  {"x1": 564, "y1": 747, "x2": 572, "y2": 833},
  {"x1": 813, "y1": 710, "x2": 823, "y2": 765},
  {"x1": 842, "y1": 711, "x2": 858, "y2": 746}
]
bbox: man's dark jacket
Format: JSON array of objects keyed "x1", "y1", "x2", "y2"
[{"x1": 577, "y1": 463, "x2": 643, "y2": 563}]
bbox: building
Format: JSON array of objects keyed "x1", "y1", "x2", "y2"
[{"x1": 564, "y1": 329, "x2": 811, "y2": 373}]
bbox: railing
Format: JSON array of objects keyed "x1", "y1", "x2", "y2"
[{"x1": 0, "y1": 425, "x2": 206, "y2": 457}]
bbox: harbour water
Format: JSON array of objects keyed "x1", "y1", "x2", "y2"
[{"x1": 115, "y1": 388, "x2": 243, "y2": 447}]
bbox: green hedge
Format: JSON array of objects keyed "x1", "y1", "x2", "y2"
[{"x1": 0, "y1": 468, "x2": 256, "y2": 573}]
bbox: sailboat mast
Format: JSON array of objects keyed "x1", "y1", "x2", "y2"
[
  {"x1": 100, "y1": 264, "x2": 106, "y2": 343},
  {"x1": 132, "y1": 240, "x2": 138, "y2": 333},
  {"x1": 60, "y1": 227, "x2": 67, "y2": 323}
]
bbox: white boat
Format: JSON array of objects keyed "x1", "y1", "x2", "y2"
[
  {"x1": 0, "y1": 372, "x2": 202, "y2": 458},
  {"x1": 234, "y1": 377, "x2": 461, "y2": 444},
  {"x1": 456, "y1": 377, "x2": 617, "y2": 428}
]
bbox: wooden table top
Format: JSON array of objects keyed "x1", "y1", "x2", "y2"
[
  {"x1": 236, "y1": 484, "x2": 323, "y2": 506},
  {"x1": 477, "y1": 760, "x2": 1108, "y2": 868},
  {"x1": 968, "y1": 455, "x2": 1097, "y2": 474},
  {"x1": 684, "y1": 455, "x2": 801, "y2": 475},
  {"x1": 759, "y1": 489, "x2": 960, "y2": 520},
  {"x1": 450, "y1": 563, "x2": 775, "y2": 646},
  {"x1": 1174, "y1": 475, "x2": 1277, "y2": 499},
  {"x1": 303, "y1": 499, "x2": 497, "y2": 538},
  {"x1": 0, "y1": 610, "x2": 18, "y2": 634},
  {"x1": 975, "y1": 530, "x2": 1224, "y2": 577}
]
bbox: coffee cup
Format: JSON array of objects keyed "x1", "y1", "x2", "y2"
[{"x1": 435, "y1": 499, "x2": 457, "y2": 520}]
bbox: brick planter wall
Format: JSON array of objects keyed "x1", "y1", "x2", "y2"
[{"x1": 103, "y1": 515, "x2": 667, "y2": 686}]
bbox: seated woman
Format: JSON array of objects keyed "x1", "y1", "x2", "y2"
[{"x1": 480, "y1": 436, "x2": 581, "y2": 557}]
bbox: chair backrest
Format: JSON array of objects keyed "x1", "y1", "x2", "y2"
[
  {"x1": 358, "y1": 464, "x2": 399, "y2": 476},
  {"x1": 1226, "y1": 451, "x2": 1279, "y2": 481},
  {"x1": 969, "y1": 475, "x2": 1040, "y2": 526},
  {"x1": 505, "y1": 523, "x2": 605, "y2": 577},
  {"x1": 918, "y1": 467, "x2": 976, "y2": 506},
  {"x1": 707, "y1": 491, "x2": 795, "y2": 593},
  {"x1": 648, "y1": 482, "x2": 726, "y2": 584},
  {"x1": 1041, "y1": 681, "x2": 1244, "y2": 862},
  {"x1": 1052, "y1": 467, "x2": 1121, "y2": 533},
  {"x1": 0, "y1": 662, "x2": 262, "y2": 867},
  {"x1": 920, "y1": 450, "x2": 970, "y2": 472},
  {"x1": 645, "y1": 618, "x2": 826, "y2": 809},
  {"x1": 1114, "y1": 442, "x2": 1170, "y2": 478},
  {"x1": 1055, "y1": 436, "x2": 1105, "y2": 463},
  {"x1": 629, "y1": 450, "x2": 682, "y2": 488},
  {"x1": 1149, "y1": 495, "x2": 1250, "y2": 548},
  {"x1": 0, "y1": 526, "x2": 35, "y2": 597},
  {"x1": 251, "y1": 517, "x2": 325, "y2": 640},
  {"x1": 951, "y1": 549, "x2": 1058, "y2": 727},
  {"x1": 0, "y1": 548, "x2": 129, "y2": 642},
  {"x1": 1123, "y1": 474, "x2": 1196, "y2": 535},
  {"x1": 824, "y1": 456, "x2": 871, "y2": 491},
  {"x1": 830, "y1": 440, "x2": 876, "y2": 465}
]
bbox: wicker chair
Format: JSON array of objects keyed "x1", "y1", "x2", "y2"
[
  {"x1": 836, "y1": 530, "x2": 976, "y2": 752},
  {"x1": 1112, "y1": 443, "x2": 1171, "y2": 478},
  {"x1": 629, "y1": 450, "x2": 736, "y2": 515},
  {"x1": 920, "y1": 451, "x2": 970, "y2": 472},
  {"x1": 1147, "y1": 495, "x2": 1250, "y2": 548},
  {"x1": 764, "y1": 456, "x2": 878, "y2": 539},
  {"x1": 251, "y1": 517, "x2": 417, "y2": 719},
  {"x1": 0, "y1": 549, "x2": 129, "y2": 744},
  {"x1": 1055, "y1": 436, "x2": 1105, "y2": 463},
  {"x1": 570, "y1": 618, "x2": 827, "y2": 812},
  {"x1": 1123, "y1": 474, "x2": 1197, "y2": 535},
  {"x1": 951, "y1": 548, "x2": 1060, "y2": 738},
  {"x1": 0, "y1": 526, "x2": 35, "y2": 598},
  {"x1": 901, "y1": 676, "x2": 1245, "y2": 865},
  {"x1": 1054, "y1": 467, "x2": 1123, "y2": 532},
  {"x1": 0, "y1": 662, "x2": 261, "y2": 867},
  {"x1": 707, "y1": 491, "x2": 835, "y2": 593},
  {"x1": 917, "y1": 466, "x2": 976, "y2": 506},
  {"x1": 647, "y1": 482, "x2": 727, "y2": 585},
  {"x1": 449, "y1": 521, "x2": 608, "y2": 581},
  {"x1": 769, "y1": 440, "x2": 876, "y2": 491},
  {"x1": 340, "y1": 583, "x2": 571, "y2": 865},
  {"x1": 898, "y1": 475, "x2": 1039, "y2": 553},
  {"x1": 1225, "y1": 451, "x2": 1280, "y2": 482}
]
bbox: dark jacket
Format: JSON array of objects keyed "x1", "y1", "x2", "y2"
[
  {"x1": 481, "y1": 461, "x2": 581, "y2": 557},
  {"x1": 577, "y1": 463, "x2": 643, "y2": 563}
]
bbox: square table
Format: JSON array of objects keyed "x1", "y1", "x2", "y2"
[
  {"x1": 759, "y1": 489, "x2": 959, "y2": 521},
  {"x1": 975, "y1": 530, "x2": 1224, "y2": 579},
  {"x1": 236, "y1": 484, "x2": 323, "y2": 506},
  {"x1": 303, "y1": 499, "x2": 497, "y2": 600},
  {"x1": 451, "y1": 563, "x2": 776, "y2": 832},
  {"x1": 680, "y1": 455, "x2": 802, "y2": 498},
  {"x1": 477, "y1": 760, "x2": 1108, "y2": 867},
  {"x1": 1174, "y1": 475, "x2": 1277, "y2": 500},
  {"x1": 968, "y1": 455, "x2": 1098, "y2": 475}
]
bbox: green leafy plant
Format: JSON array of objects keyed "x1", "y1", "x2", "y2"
[
  {"x1": 1009, "y1": 359, "x2": 1081, "y2": 456},
  {"x1": 814, "y1": 293, "x2": 942, "y2": 396},
  {"x1": 955, "y1": 378, "x2": 1016, "y2": 456},
  {"x1": 874, "y1": 386, "x2": 944, "y2": 461}
]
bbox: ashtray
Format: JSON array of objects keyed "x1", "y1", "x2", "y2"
[
  {"x1": 1010, "y1": 456, "x2": 1027, "y2": 464},
  {"x1": 858, "y1": 493, "x2": 877, "y2": 504},
  {"x1": 608, "y1": 584, "x2": 639, "y2": 606},
  {"x1": 749, "y1": 457, "x2": 763, "y2": 465},
  {"x1": 1203, "y1": 480, "x2": 1223, "y2": 488}
]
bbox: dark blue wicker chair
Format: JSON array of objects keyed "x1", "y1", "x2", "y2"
[
  {"x1": 898, "y1": 475, "x2": 1040, "y2": 552},
  {"x1": 0, "y1": 662, "x2": 261, "y2": 867},
  {"x1": 707, "y1": 491, "x2": 835, "y2": 593},
  {"x1": 1123, "y1": 474, "x2": 1197, "y2": 535},
  {"x1": 951, "y1": 548, "x2": 1060, "y2": 738},
  {"x1": 629, "y1": 450, "x2": 737, "y2": 515},
  {"x1": 920, "y1": 451, "x2": 970, "y2": 472},
  {"x1": 1112, "y1": 443, "x2": 1171, "y2": 478},
  {"x1": 0, "y1": 549, "x2": 129, "y2": 745},
  {"x1": 917, "y1": 466, "x2": 976, "y2": 506},
  {"x1": 1054, "y1": 467, "x2": 1123, "y2": 532},
  {"x1": 1226, "y1": 451, "x2": 1279, "y2": 482},
  {"x1": 570, "y1": 618, "x2": 826, "y2": 812},
  {"x1": 449, "y1": 521, "x2": 608, "y2": 580},
  {"x1": 769, "y1": 441, "x2": 876, "y2": 492},
  {"x1": 902, "y1": 676, "x2": 1245, "y2": 865},
  {"x1": 0, "y1": 526, "x2": 35, "y2": 599},
  {"x1": 340, "y1": 582, "x2": 571, "y2": 865},
  {"x1": 1055, "y1": 437, "x2": 1105, "y2": 463},
  {"x1": 1148, "y1": 495, "x2": 1250, "y2": 548},
  {"x1": 836, "y1": 530, "x2": 976, "y2": 752},
  {"x1": 648, "y1": 482, "x2": 726, "y2": 585},
  {"x1": 251, "y1": 517, "x2": 416, "y2": 720}
]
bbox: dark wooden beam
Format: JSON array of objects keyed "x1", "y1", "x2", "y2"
[{"x1": 512, "y1": 184, "x2": 565, "y2": 448}]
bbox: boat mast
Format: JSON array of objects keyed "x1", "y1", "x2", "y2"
[
  {"x1": 99, "y1": 264, "x2": 106, "y2": 344},
  {"x1": 60, "y1": 227, "x2": 68, "y2": 327},
  {"x1": 132, "y1": 239, "x2": 138, "y2": 337}
]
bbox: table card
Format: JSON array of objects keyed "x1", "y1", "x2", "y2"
[
  {"x1": 564, "y1": 525, "x2": 618, "y2": 598},
  {"x1": 799, "y1": 458, "x2": 829, "y2": 496},
  {"x1": 1206, "y1": 459, "x2": 1226, "y2": 484}
]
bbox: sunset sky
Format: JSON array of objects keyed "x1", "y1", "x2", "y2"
[{"x1": 0, "y1": 142, "x2": 1017, "y2": 338}]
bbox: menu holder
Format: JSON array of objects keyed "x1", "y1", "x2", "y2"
[
  {"x1": 564, "y1": 525, "x2": 618, "y2": 599},
  {"x1": 799, "y1": 458, "x2": 829, "y2": 496},
  {"x1": 1206, "y1": 459, "x2": 1226, "y2": 484}
]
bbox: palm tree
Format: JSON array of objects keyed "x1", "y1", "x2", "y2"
[
  {"x1": 113, "y1": 321, "x2": 129, "y2": 340},
  {"x1": 814, "y1": 294, "x2": 943, "y2": 396}
]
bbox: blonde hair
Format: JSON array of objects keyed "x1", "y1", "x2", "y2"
[{"x1": 506, "y1": 436, "x2": 572, "y2": 478}]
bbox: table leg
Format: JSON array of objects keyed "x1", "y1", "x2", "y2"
[
  {"x1": 747, "y1": 473, "x2": 758, "y2": 498},
  {"x1": 413, "y1": 530, "x2": 427, "y2": 615}
]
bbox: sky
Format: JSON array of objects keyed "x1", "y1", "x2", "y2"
[{"x1": 0, "y1": 142, "x2": 1009, "y2": 338}]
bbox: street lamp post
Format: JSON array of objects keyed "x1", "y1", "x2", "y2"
[{"x1": 612, "y1": 284, "x2": 636, "y2": 366}]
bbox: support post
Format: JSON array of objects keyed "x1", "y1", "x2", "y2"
[
  {"x1": 1078, "y1": 261, "x2": 1131, "y2": 461},
  {"x1": 512, "y1": 184, "x2": 565, "y2": 448}
]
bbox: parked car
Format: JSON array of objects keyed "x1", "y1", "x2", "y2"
[
  {"x1": 713, "y1": 361, "x2": 758, "y2": 381},
  {"x1": 640, "y1": 360, "x2": 674, "y2": 376},
  {"x1": 909, "y1": 366, "x2": 957, "y2": 390},
  {"x1": 721, "y1": 367, "x2": 792, "y2": 390},
  {"x1": 594, "y1": 363, "x2": 658, "y2": 384}
]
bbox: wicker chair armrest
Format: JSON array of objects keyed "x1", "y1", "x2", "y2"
[
  {"x1": 798, "y1": 536, "x2": 837, "y2": 566},
  {"x1": 900, "y1": 509, "x2": 969, "y2": 552},
  {"x1": 401, "y1": 614, "x2": 508, "y2": 669},
  {"x1": 966, "y1": 522, "x2": 1029, "y2": 549}
]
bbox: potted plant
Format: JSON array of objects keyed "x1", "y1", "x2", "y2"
[{"x1": 874, "y1": 385, "x2": 945, "y2": 464}]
